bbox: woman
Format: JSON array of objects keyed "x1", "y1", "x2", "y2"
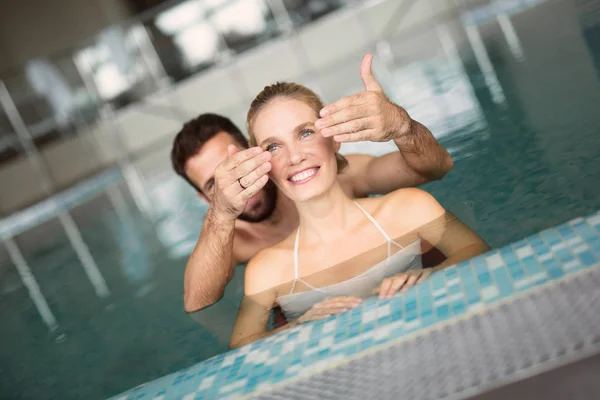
[{"x1": 230, "y1": 82, "x2": 490, "y2": 348}]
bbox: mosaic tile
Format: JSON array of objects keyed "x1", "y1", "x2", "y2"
[{"x1": 110, "y1": 210, "x2": 600, "y2": 400}]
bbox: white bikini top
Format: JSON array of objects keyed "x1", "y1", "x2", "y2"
[{"x1": 277, "y1": 201, "x2": 422, "y2": 321}]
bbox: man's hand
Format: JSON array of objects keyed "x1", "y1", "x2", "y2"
[
  {"x1": 316, "y1": 53, "x2": 411, "y2": 143},
  {"x1": 211, "y1": 146, "x2": 271, "y2": 221}
]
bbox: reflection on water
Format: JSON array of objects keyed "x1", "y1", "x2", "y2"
[{"x1": 2, "y1": 1, "x2": 600, "y2": 398}]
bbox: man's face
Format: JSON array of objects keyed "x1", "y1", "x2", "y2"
[{"x1": 184, "y1": 131, "x2": 278, "y2": 223}]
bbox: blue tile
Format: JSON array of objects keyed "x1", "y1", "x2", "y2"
[
  {"x1": 429, "y1": 271, "x2": 446, "y2": 293},
  {"x1": 451, "y1": 300, "x2": 466, "y2": 316},
  {"x1": 435, "y1": 304, "x2": 451, "y2": 320},
  {"x1": 557, "y1": 225, "x2": 577, "y2": 239},
  {"x1": 476, "y1": 270, "x2": 493, "y2": 286},
  {"x1": 572, "y1": 222, "x2": 598, "y2": 241},
  {"x1": 520, "y1": 255, "x2": 545, "y2": 276},
  {"x1": 543, "y1": 259, "x2": 565, "y2": 279},
  {"x1": 501, "y1": 247, "x2": 519, "y2": 264},
  {"x1": 555, "y1": 248, "x2": 574, "y2": 263},
  {"x1": 540, "y1": 229, "x2": 563, "y2": 246},
  {"x1": 578, "y1": 251, "x2": 598, "y2": 267},
  {"x1": 490, "y1": 266, "x2": 514, "y2": 298}
]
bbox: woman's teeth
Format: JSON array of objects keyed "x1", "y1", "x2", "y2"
[{"x1": 290, "y1": 168, "x2": 318, "y2": 182}]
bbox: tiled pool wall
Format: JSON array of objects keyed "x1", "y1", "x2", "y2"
[{"x1": 111, "y1": 209, "x2": 600, "y2": 400}]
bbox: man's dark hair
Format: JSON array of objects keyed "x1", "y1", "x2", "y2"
[{"x1": 171, "y1": 113, "x2": 249, "y2": 192}]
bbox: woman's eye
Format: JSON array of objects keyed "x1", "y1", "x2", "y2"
[
  {"x1": 266, "y1": 144, "x2": 279, "y2": 152},
  {"x1": 300, "y1": 129, "x2": 314, "y2": 139}
]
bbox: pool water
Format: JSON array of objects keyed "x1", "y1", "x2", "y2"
[{"x1": 1, "y1": 1, "x2": 600, "y2": 398}]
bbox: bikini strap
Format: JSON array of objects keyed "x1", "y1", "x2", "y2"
[
  {"x1": 353, "y1": 201, "x2": 392, "y2": 241},
  {"x1": 289, "y1": 228, "x2": 301, "y2": 295}
]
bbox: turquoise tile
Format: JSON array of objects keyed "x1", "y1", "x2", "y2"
[
  {"x1": 501, "y1": 247, "x2": 519, "y2": 264},
  {"x1": 578, "y1": 251, "x2": 598, "y2": 267}
]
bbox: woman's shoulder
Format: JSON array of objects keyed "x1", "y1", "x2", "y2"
[
  {"x1": 357, "y1": 188, "x2": 446, "y2": 226},
  {"x1": 244, "y1": 235, "x2": 294, "y2": 296}
]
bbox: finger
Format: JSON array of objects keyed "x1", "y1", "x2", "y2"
[
  {"x1": 333, "y1": 129, "x2": 377, "y2": 143},
  {"x1": 233, "y1": 151, "x2": 272, "y2": 181},
  {"x1": 321, "y1": 118, "x2": 372, "y2": 138},
  {"x1": 237, "y1": 161, "x2": 271, "y2": 191},
  {"x1": 238, "y1": 175, "x2": 269, "y2": 199},
  {"x1": 400, "y1": 273, "x2": 421, "y2": 293},
  {"x1": 387, "y1": 276, "x2": 409, "y2": 298},
  {"x1": 416, "y1": 270, "x2": 431, "y2": 284},
  {"x1": 319, "y1": 93, "x2": 365, "y2": 118},
  {"x1": 378, "y1": 278, "x2": 393, "y2": 299},
  {"x1": 227, "y1": 144, "x2": 237, "y2": 157},
  {"x1": 360, "y1": 53, "x2": 383, "y2": 92},
  {"x1": 221, "y1": 147, "x2": 264, "y2": 171},
  {"x1": 318, "y1": 297, "x2": 361, "y2": 309},
  {"x1": 316, "y1": 105, "x2": 370, "y2": 131}
]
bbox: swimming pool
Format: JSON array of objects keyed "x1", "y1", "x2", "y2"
[{"x1": 1, "y1": 0, "x2": 600, "y2": 398}]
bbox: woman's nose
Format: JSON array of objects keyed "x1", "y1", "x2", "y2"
[{"x1": 288, "y1": 146, "x2": 306, "y2": 165}]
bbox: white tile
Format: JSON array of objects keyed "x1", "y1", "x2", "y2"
[
  {"x1": 573, "y1": 244, "x2": 589, "y2": 254},
  {"x1": 198, "y1": 375, "x2": 215, "y2": 391},
  {"x1": 404, "y1": 320, "x2": 421, "y2": 331},
  {"x1": 320, "y1": 336, "x2": 334, "y2": 348},
  {"x1": 486, "y1": 253, "x2": 505, "y2": 269},
  {"x1": 373, "y1": 326, "x2": 393, "y2": 341},
  {"x1": 569, "y1": 217, "x2": 584, "y2": 225},
  {"x1": 567, "y1": 237, "x2": 583, "y2": 247},
  {"x1": 322, "y1": 320, "x2": 337, "y2": 333},
  {"x1": 446, "y1": 277, "x2": 461, "y2": 286},
  {"x1": 152, "y1": 396, "x2": 164, "y2": 400},
  {"x1": 447, "y1": 293, "x2": 464, "y2": 303},
  {"x1": 221, "y1": 354, "x2": 237, "y2": 367},
  {"x1": 265, "y1": 356, "x2": 279, "y2": 365},
  {"x1": 182, "y1": 394, "x2": 195, "y2": 400},
  {"x1": 286, "y1": 364, "x2": 302, "y2": 375},
  {"x1": 297, "y1": 326, "x2": 313, "y2": 342},
  {"x1": 432, "y1": 288, "x2": 447, "y2": 297},
  {"x1": 538, "y1": 253, "x2": 552, "y2": 262},
  {"x1": 362, "y1": 309, "x2": 378, "y2": 324},
  {"x1": 468, "y1": 303, "x2": 485, "y2": 313},
  {"x1": 516, "y1": 247, "x2": 534, "y2": 259},
  {"x1": 588, "y1": 214, "x2": 600, "y2": 226},
  {"x1": 433, "y1": 297, "x2": 448, "y2": 307},
  {"x1": 219, "y1": 379, "x2": 248, "y2": 394},
  {"x1": 281, "y1": 341, "x2": 295, "y2": 355},
  {"x1": 551, "y1": 242, "x2": 566, "y2": 251},
  {"x1": 481, "y1": 286, "x2": 499, "y2": 300},
  {"x1": 376, "y1": 304, "x2": 391, "y2": 318},
  {"x1": 254, "y1": 351, "x2": 269, "y2": 364},
  {"x1": 564, "y1": 260, "x2": 580, "y2": 270}
]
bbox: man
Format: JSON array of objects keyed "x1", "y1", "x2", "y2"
[{"x1": 171, "y1": 54, "x2": 453, "y2": 313}]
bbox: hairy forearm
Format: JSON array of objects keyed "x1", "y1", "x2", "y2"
[
  {"x1": 394, "y1": 116, "x2": 453, "y2": 181},
  {"x1": 183, "y1": 209, "x2": 236, "y2": 313},
  {"x1": 230, "y1": 319, "x2": 299, "y2": 349}
]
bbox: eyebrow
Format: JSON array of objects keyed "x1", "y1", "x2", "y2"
[
  {"x1": 259, "y1": 122, "x2": 314, "y2": 147},
  {"x1": 203, "y1": 177, "x2": 215, "y2": 190}
]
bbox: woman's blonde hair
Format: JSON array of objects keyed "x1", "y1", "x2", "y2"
[{"x1": 246, "y1": 82, "x2": 348, "y2": 173}]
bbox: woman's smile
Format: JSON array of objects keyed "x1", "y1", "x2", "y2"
[{"x1": 288, "y1": 167, "x2": 320, "y2": 184}]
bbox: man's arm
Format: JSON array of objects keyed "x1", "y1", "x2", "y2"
[
  {"x1": 317, "y1": 53, "x2": 453, "y2": 197},
  {"x1": 183, "y1": 145, "x2": 272, "y2": 313},
  {"x1": 343, "y1": 115, "x2": 452, "y2": 198},
  {"x1": 183, "y1": 209, "x2": 237, "y2": 313}
]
